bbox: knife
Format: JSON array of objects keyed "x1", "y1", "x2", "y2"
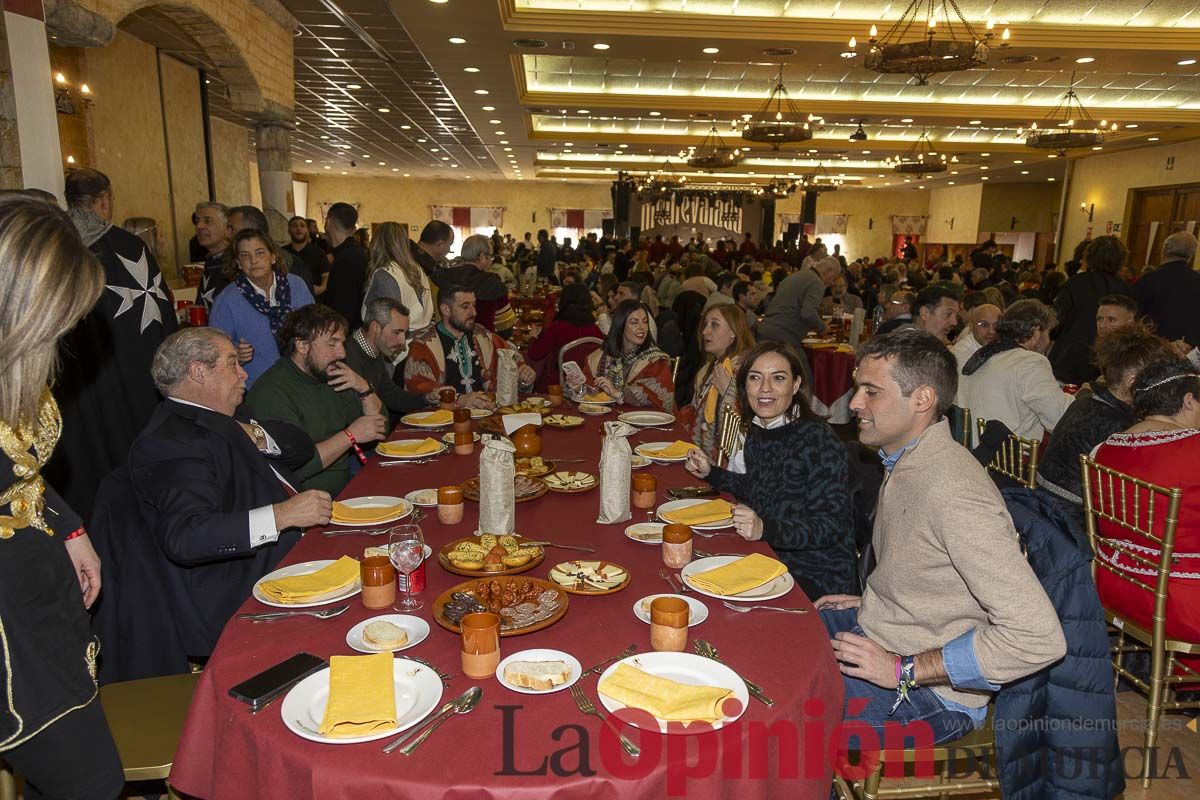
[
  {"x1": 382, "y1": 687, "x2": 474, "y2": 753},
  {"x1": 694, "y1": 640, "x2": 774, "y2": 707}
]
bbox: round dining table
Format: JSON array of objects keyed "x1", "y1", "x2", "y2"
[
  {"x1": 802, "y1": 344, "x2": 857, "y2": 425},
  {"x1": 168, "y1": 406, "x2": 844, "y2": 800}
]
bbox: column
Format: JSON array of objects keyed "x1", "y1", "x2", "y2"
[
  {"x1": 0, "y1": 9, "x2": 21, "y2": 189},
  {"x1": 255, "y1": 119, "x2": 292, "y2": 244},
  {"x1": 3, "y1": 1, "x2": 65, "y2": 198}
]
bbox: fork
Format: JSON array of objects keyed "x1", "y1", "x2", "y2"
[
  {"x1": 405, "y1": 656, "x2": 456, "y2": 685},
  {"x1": 657, "y1": 568, "x2": 688, "y2": 593},
  {"x1": 237, "y1": 605, "x2": 349, "y2": 622},
  {"x1": 322, "y1": 510, "x2": 423, "y2": 536},
  {"x1": 568, "y1": 684, "x2": 639, "y2": 756},
  {"x1": 721, "y1": 601, "x2": 808, "y2": 615}
]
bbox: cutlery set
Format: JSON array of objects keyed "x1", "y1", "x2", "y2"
[
  {"x1": 382, "y1": 685, "x2": 482, "y2": 755},
  {"x1": 694, "y1": 640, "x2": 774, "y2": 707}
]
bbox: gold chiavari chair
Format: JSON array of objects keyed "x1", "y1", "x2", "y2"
[
  {"x1": 948, "y1": 406, "x2": 971, "y2": 448},
  {"x1": 1079, "y1": 454, "x2": 1200, "y2": 788},
  {"x1": 714, "y1": 403, "x2": 746, "y2": 468},
  {"x1": 976, "y1": 419, "x2": 1040, "y2": 489},
  {"x1": 670, "y1": 355, "x2": 681, "y2": 385}
]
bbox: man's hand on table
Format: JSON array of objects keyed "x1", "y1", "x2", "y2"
[
  {"x1": 424, "y1": 386, "x2": 453, "y2": 405},
  {"x1": 349, "y1": 414, "x2": 387, "y2": 443},
  {"x1": 274, "y1": 490, "x2": 332, "y2": 531}
]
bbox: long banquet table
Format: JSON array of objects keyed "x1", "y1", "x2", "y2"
[{"x1": 169, "y1": 406, "x2": 843, "y2": 800}]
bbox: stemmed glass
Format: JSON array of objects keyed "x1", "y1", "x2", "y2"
[{"x1": 389, "y1": 524, "x2": 425, "y2": 611}]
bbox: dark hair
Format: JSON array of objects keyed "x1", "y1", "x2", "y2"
[
  {"x1": 438, "y1": 282, "x2": 476, "y2": 309},
  {"x1": 913, "y1": 284, "x2": 958, "y2": 316},
  {"x1": 732, "y1": 282, "x2": 751, "y2": 303},
  {"x1": 856, "y1": 328, "x2": 958, "y2": 418},
  {"x1": 228, "y1": 205, "x2": 269, "y2": 233},
  {"x1": 960, "y1": 290, "x2": 989, "y2": 312},
  {"x1": 63, "y1": 168, "x2": 111, "y2": 209},
  {"x1": 556, "y1": 283, "x2": 596, "y2": 326},
  {"x1": 1097, "y1": 294, "x2": 1137, "y2": 315},
  {"x1": 617, "y1": 280, "x2": 641, "y2": 298},
  {"x1": 326, "y1": 202, "x2": 358, "y2": 232},
  {"x1": 603, "y1": 299, "x2": 655, "y2": 358},
  {"x1": 306, "y1": 218, "x2": 317, "y2": 226},
  {"x1": 225, "y1": 227, "x2": 286, "y2": 280},
  {"x1": 288, "y1": 215, "x2": 306, "y2": 225},
  {"x1": 996, "y1": 298, "x2": 1057, "y2": 344},
  {"x1": 419, "y1": 220, "x2": 453, "y2": 245},
  {"x1": 1092, "y1": 322, "x2": 1176, "y2": 390},
  {"x1": 1083, "y1": 236, "x2": 1127, "y2": 275},
  {"x1": 716, "y1": 272, "x2": 737, "y2": 290},
  {"x1": 1131, "y1": 357, "x2": 1200, "y2": 420},
  {"x1": 734, "y1": 341, "x2": 819, "y2": 426},
  {"x1": 276, "y1": 304, "x2": 347, "y2": 357}
]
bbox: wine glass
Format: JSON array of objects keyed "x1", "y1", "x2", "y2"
[{"x1": 389, "y1": 524, "x2": 425, "y2": 611}]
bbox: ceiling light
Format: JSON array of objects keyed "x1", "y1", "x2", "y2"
[
  {"x1": 449, "y1": 37, "x2": 466, "y2": 44},
  {"x1": 1048, "y1": 153, "x2": 1058, "y2": 158},
  {"x1": 900, "y1": 118, "x2": 914, "y2": 123},
  {"x1": 450, "y1": 164, "x2": 458, "y2": 168},
  {"x1": 618, "y1": 144, "x2": 628, "y2": 148},
  {"x1": 1125, "y1": 123, "x2": 1138, "y2": 129},
  {"x1": 362, "y1": 154, "x2": 370, "y2": 158},
  {"x1": 495, "y1": 130, "x2": 506, "y2": 135},
  {"x1": 482, "y1": 106, "x2": 495, "y2": 111},
  {"x1": 429, "y1": 0, "x2": 448, "y2": 4},
  {"x1": 489, "y1": 119, "x2": 502, "y2": 124},
  {"x1": 649, "y1": 111, "x2": 661, "y2": 117},
  {"x1": 378, "y1": 107, "x2": 390, "y2": 113},
  {"x1": 1148, "y1": 136, "x2": 1160, "y2": 141},
  {"x1": 499, "y1": 140, "x2": 509, "y2": 144},
  {"x1": 1013, "y1": 159, "x2": 1023, "y2": 163},
  {"x1": 1048, "y1": 177, "x2": 1055, "y2": 181},
  {"x1": 320, "y1": 135, "x2": 329, "y2": 140},
  {"x1": 418, "y1": 138, "x2": 427, "y2": 143},
  {"x1": 441, "y1": 156, "x2": 449, "y2": 160},
  {"x1": 392, "y1": 167, "x2": 399, "y2": 171},
  {"x1": 592, "y1": 43, "x2": 610, "y2": 50},
  {"x1": 464, "y1": 67, "x2": 480, "y2": 74},
  {"x1": 1020, "y1": 170, "x2": 1029, "y2": 174},
  {"x1": 980, "y1": 152, "x2": 990, "y2": 157},
  {"x1": 981, "y1": 176, "x2": 989, "y2": 180},
  {"x1": 403, "y1": 173, "x2": 410, "y2": 177},
  {"x1": 346, "y1": 84, "x2": 361, "y2": 89},
  {"x1": 968, "y1": 120, "x2": 981, "y2": 125},
  {"x1": 341, "y1": 171, "x2": 347, "y2": 175},
  {"x1": 378, "y1": 161, "x2": 386, "y2": 166},
  {"x1": 563, "y1": 149, "x2": 572, "y2": 153},
  {"x1": 431, "y1": 148, "x2": 439, "y2": 152},
  {"x1": 1075, "y1": 57, "x2": 1095, "y2": 64},
  {"x1": 1092, "y1": 145, "x2": 1103, "y2": 150},
  {"x1": 304, "y1": 159, "x2": 312, "y2": 163},
  {"x1": 503, "y1": 147, "x2": 512, "y2": 151},
  {"x1": 323, "y1": 165, "x2": 330, "y2": 169},
  {"x1": 474, "y1": 89, "x2": 489, "y2": 95},
  {"x1": 1179, "y1": 59, "x2": 1197, "y2": 66},
  {"x1": 702, "y1": 47, "x2": 720, "y2": 54},
  {"x1": 400, "y1": 125, "x2": 411, "y2": 130},
  {"x1": 980, "y1": 165, "x2": 989, "y2": 170},
  {"x1": 577, "y1": 109, "x2": 590, "y2": 114}
]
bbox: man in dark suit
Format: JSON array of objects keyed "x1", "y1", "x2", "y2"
[
  {"x1": 127, "y1": 327, "x2": 331, "y2": 658},
  {"x1": 1134, "y1": 231, "x2": 1200, "y2": 347}
]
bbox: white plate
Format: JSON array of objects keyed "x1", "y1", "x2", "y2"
[
  {"x1": 252, "y1": 560, "x2": 362, "y2": 609},
  {"x1": 636, "y1": 442, "x2": 694, "y2": 464},
  {"x1": 440, "y1": 431, "x2": 481, "y2": 445},
  {"x1": 656, "y1": 498, "x2": 734, "y2": 530},
  {"x1": 346, "y1": 614, "x2": 431, "y2": 654},
  {"x1": 374, "y1": 439, "x2": 448, "y2": 459},
  {"x1": 403, "y1": 488, "x2": 439, "y2": 507},
  {"x1": 624, "y1": 522, "x2": 665, "y2": 545},
  {"x1": 630, "y1": 454, "x2": 651, "y2": 469},
  {"x1": 495, "y1": 649, "x2": 582, "y2": 695},
  {"x1": 577, "y1": 403, "x2": 612, "y2": 416},
  {"x1": 619, "y1": 411, "x2": 677, "y2": 427},
  {"x1": 330, "y1": 495, "x2": 413, "y2": 527},
  {"x1": 469, "y1": 408, "x2": 493, "y2": 419},
  {"x1": 577, "y1": 393, "x2": 618, "y2": 405},
  {"x1": 680, "y1": 555, "x2": 796, "y2": 602},
  {"x1": 632, "y1": 594, "x2": 709, "y2": 627},
  {"x1": 596, "y1": 653, "x2": 748, "y2": 734},
  {"x1": 400, "y1": 411, "x2": 454, "y2": 429},
  {"x1": 281, "y1": 658, "x2": 443, "y2": 744}
]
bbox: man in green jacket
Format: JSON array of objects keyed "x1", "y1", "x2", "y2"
[{"x1": 245, "y1": 305, "x2": 386, "y2": 495}]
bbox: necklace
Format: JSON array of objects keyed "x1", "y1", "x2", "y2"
[{"x1": 0, "y1": 389, "x2": 61, "y2": 539}]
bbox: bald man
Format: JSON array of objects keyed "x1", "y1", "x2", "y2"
[{"x1": 951, "y1": 303, "x2": 1001, "y2": 372}]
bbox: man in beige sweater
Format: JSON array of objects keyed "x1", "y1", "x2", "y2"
[{"x1": 817, "y1": 328, "x2": 1066, "y2": 743}]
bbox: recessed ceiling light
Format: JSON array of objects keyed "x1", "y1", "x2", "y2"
[
  {"x1": 474, "y1": 89, "x2": 489, "y2": 95},
  {"x1": 577, "y1": 109, "x2": 590, "y2": 114},
  {"x1": 1013, "y1": 159, "x2": 1023, "y2": 164},
  {"x1": 950, "y1": 170, "x2": 958, "y2": 175},
  {"x1": 1092, "y1": 145, "x2": 1103, "y2": 150},
  {"x1": 403, "y1": 173, "x2": 410, "y2": 177},
  {"x1": 449, "y1": 37, "x2": 466, "y2": 44},
  {"x1": 1179, "y1": 59, "x2": 1197, "y2": 66},
  {"x1": 593, "y1": 43, "x2": 610, "y2": 50},
  {"x1": 320, "y1": 135, "x2": 329, "y2": 140},
  {"x1": 503, "y1": 147, "x2": 512, "y2": 151},
  {"x1": 482, "y1": 105, "x2": 495, "y2": 111},
  {"x1": 489, "y1": 119, "x2": 502, "y2": 124},
  {"x1": 702, "y1": 47, "x2": 720, "y2": 54},
  {"x1": 1048, "y1": 177, "x2": 1056, "y2": 181},
  {"x1": 499, "y1": 140, "x2": 509, "y2": 144},
  {"x1": 1125, "y1": 123, "x2": 1138, "y2": 128},
  {"x1": 341, "y1": 171, "x2": 347, "y2": 175},
  {"x1": 346, "y1": 84, "x2": 361, "y2": 89},
  {"x1": 495, "y1": 130, "x2": 506, "y2": 135},
  {"x1": 1048, "y1": 153, "x2": 1058, "y2": 158},
  {"x1": 981, "y1": 176, "x2": 990, "y2": 180},
  {"x1": 1020, "y1": 170, "x2": 1029, "y2": 174},
  {"x1": 304, "y1": 159, "x2": 312, "y2": 163},
  {"x1": 618, "y1": 143, "x2": 628, "y2": 148},
  {"x1": 429, "y1": 0, "x2": 447, "y2": 4},
  {"x1": 418, "y1": 138, "x2": 427, "y2": 143},
  {"x1": 980, "y1": 166, "x2": 989, "y2": 170},
  {"x1": 563, "y1": 150, "x2": 572, "y2": 154},
  {"x1": 431, "y1": 148, "x2": 439, "y2": 152},
  {"x1": 649, "y1": 111, "x2": 661, "y2": 116},
  {"x1": 441, "y1": 156, "x2": 449, "y2": 160},
  {"x1": 968, "y1": 120, "x2": 981, "y2": 125},
  {"x1": 392, "y1": 167, "x2": 399, "y2": 171},
  {"x1": 901, "y1": 118, "x2": 914, "y2": 123},
  {"x1": 1075, "y1": 56, "x2": 1095, "y2": 64},
  {"x1": 450, "y1": 164, "x2": 458, "y2": 168},
  {"x1": 323, "y1": 165, "x2": 330, "y2": 169},
  {"x1": 378, "y1": 107, "x2": 390, "y2": 113},
  {"x1": 980, "y1": 152, "x2": 990, "y2": 157},
  {"x1": 464, "y1": 68, "x2": 480, "y2": 74},
  {"x1": 378, "y1": 161, "x2": 386, "y2": 166},
  {"x1": 1148, "y1": 136, "x2": 1160, "y2": 141},
  {"x1": 400, "y1": 125, "x2": 411, "y2": 130}
]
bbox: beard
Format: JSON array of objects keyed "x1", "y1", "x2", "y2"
[{"x1": 304, "y1": 351, "x2": 335, "y2": 383}]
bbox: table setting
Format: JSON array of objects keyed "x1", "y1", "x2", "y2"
[{"x1": 168, "y1": 393, "x2": 843, "y2": 800}]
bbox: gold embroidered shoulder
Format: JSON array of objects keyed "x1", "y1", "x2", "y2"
[{"x1": 0, "y1": 389, "x2": 61, "y2": 538}]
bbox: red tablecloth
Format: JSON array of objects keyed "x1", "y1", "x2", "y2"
[
  {"x1": 801, "y1": 347, "x2": 856, "y2": 408},
  {"x1": 169, "y1": 411, "x2": 843, "y2": 800}
]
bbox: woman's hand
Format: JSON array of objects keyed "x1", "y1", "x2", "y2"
[
  {"x1": 64, "y1": 533, "x2": 102, "y2": 609},
  {"x1": 684, "y1": 448, "x2": 711, "y2": 478},
  {"x1": 595, "y1": 377, "x2": 619, "y2": 398},
  {"x1": 711, "y1": 360, "x2": 733, "y2": 395},
  {"x1": 731, "y1": 504, "x2": 763, "y2": 541}
]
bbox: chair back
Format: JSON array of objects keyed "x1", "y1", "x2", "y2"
[
  {"x1": 670, "y1": 355, "x2": 681, "y2": 384},
  {"x1": 714, "y1": 403, "x2": 746, "y2": 467},
  {"x1": 948, "y1": 405, "x2": 972, "y2": 447},
  {"x1": 976, "y1": 417, "x2": 1040, "y2": 489},
  {"x1": 558, "y1": 336, "x2": 602, "y2": 386},
  {"x1": 1079, "y1": 454, "x2": 1184, "y2": 629}
]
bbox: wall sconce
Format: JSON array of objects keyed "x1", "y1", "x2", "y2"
[
  {"x1": 1080, "y1": 202, "x2": 1095, "y2": 222},
  {"x1": 52, "y1": 71, "x2": 94, "y2": 115}
]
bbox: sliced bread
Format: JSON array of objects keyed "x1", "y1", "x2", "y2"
[
  {"x1": 503, "y1": 660, "x2": 571, "y2": 691},
  {"x1": 363, "y1": 620, "x2": 408, "y2": 650}
]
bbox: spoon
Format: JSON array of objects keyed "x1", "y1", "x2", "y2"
[{"x1": 398, "y1": 686, "x2": 483, "y2": 755}]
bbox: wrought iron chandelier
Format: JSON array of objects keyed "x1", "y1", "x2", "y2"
[
  {"x1": 1020, "y1": 76, "x2": 1118, "y2": 155},
  {"x1": 802, "y1": 164, "x2": 845, "y2": 192},
  {"x1": 685, "y1": 123, "x2": 743, "y2": 171},
  {"x1": 887, "y1": 129, "x2": 955, "y2": 174},
  {"x1": 846, "y1": 0, "x2": 1010, "y2": 86},
  {"x1": 633, "y1": 160, "x2": 688, "y2": 198},
  {"x1": 741, "y1": 65, "x2": 817, "y2": 149}
]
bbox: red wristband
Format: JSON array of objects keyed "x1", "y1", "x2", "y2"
[
  {"x1": 64, "y1": 527, "x2": 87, "y2": 541},
  {"x1": 343, "y1": 428, "x2": 367, "y2": 465}
]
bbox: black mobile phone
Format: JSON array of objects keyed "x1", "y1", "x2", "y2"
[
  {"x1": 228, "y1": 652, "x2": 326, "y2": 711},
  {"x1": 668, "y1": 485, "x2": 720, "y2": 499}
]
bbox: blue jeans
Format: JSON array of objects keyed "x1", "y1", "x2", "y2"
[{"x1": 820, "y1": 607, "x2": 975, "y2": 745}]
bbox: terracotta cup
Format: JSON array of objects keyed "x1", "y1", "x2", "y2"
[
  {"x1": 650, "y1": 597, "x2": 689, "y2": 652},
  {"x1": 632, "y1": 473, "x2": 657, "y2": 509},
  {"x1": 454, "y1": 431, "x2": 475, "y2": 456},
  {"x1": 460, "y1": 611, "x2": 501, "y2": 678},
  {"x1": 438, "y1": 485, "x2": 465, "y2": 524},
  {"x1": 547, "y1": 385, "x2": 564, "y2": 407},
  {"x1": 453, "y1": 407, "x2": 472, "y2": 433},
  {"x1": 360, "y1": 556, "x2": 396, "y2": 609},
  {"x1": 662, "y1": 524, "x2": 693, "y2": 569},
  {"x1": 439, "y1": 388, "x2": 457, "y2": 410}
]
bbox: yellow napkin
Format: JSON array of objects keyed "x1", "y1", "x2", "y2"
[
  {"x1": 318, "y1": 653, "x2": 397, "y2": 737},
  {"x1": 331, "y1": 501, "x2": 406, "y2": 523},
  {"x1": 376, "y1": 438, "x2": 442, "y2": 457},
  {"x1": 646, "y1": 440, "x2": 698, "y2": 459},
  {"x1": 598, "y1": 663, "x2": 732, "y2": 723},
  {"x1": 583, "y1": 391, "x2": 615, "y2": 403},
  {"x1": 703, "y1": 358, "x2": 733, "y2": 425},
  {"x1": 257, "y1": 556, "x2": 360, "y2": 604},
  {"x1": 661, "y1": 498, "x2": 733, "y2": 526},
  {"x1": 409, "y1": 409, "x2": 453, "y2": 425},
  {"x1": 687, "y1": 553, "x2": 788, "y2": 596}
]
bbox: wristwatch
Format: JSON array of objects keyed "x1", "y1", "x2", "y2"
[
  {"x1": 248, "y1": 421, "x2": 268, "y2": 451},
  {"x1": 357, "y1": 382, "x2": 374, "y2": 398}
]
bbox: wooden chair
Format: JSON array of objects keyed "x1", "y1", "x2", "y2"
[
  {"x1": 1079, "y1": 455, "x2": 1200, "y2": 788},
  {"x1": 100, "y1": 671, "x2": 202, "y2": 796},
  {"x1": 714, "y1": 403, "x2": 746, "y2": 468},
  {"x1": 976, "y1": 419, "x2": 1040, "y2": 489},
  {"x1": 557, "y1": 336, "x2": 602, "y2": 388},
  {"x1": 835, "y1": 705, "x2": 998, "y2": 800}
]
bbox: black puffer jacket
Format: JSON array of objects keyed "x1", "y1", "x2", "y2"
[{"x1": 997, "y1": 489, "x2": 1124, "y2": 800}]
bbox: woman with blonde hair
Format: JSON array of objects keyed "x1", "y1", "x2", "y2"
[
  {"x1": 0, "y1": 194, "x2": 123, "y2": 798},
  {"x1": 688, "y1": 303, "x2": 755, "y2": 456},
  {"x1": 363, "y1": 221, "x2": 433, "y2": 332}
]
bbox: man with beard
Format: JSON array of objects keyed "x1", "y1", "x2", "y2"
[
  {"x1": 194, "y1": 201, "x2": 231, "y2": 311},
  {"x1": 283, "y1": 215, "x2": 329, "y2": 297},
  {"x1": 404, "y1": 285, "x2": 535, "y2": 409},
  {"x1": 245, "y1": 304, "x2": 386, "y2": 494},
  {"x1": 818, "y1": 275, "x2": 864, "y2": 316},
  {"x1": 307, "y1": 218, "x2": 330, "y2": 253},
  {"x1": 345, "y1": 297, "x2": 447, "y2": 421}
]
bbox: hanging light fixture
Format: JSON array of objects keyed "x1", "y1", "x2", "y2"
[
  {"x1": 888, "y1": 129, "x2": 949, "y2": 174},
  {"x1": 1021, "y1": 73, "x2": 1117, "y2": 155},
  {"x1": 741, "y1": 64, "x2": 816, "y2": 149},
  {"x1": 803, "y1": 163, "x2": 844, "y2": 192},
  {"x1": 848, "y1": 2, "x2": 1010, "y2": 86},
  {"x1": 687, "y1": 122, "x2": 743, "y2": 171}
]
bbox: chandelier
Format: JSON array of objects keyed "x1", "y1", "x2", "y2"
[
  {"x1": 887, "y1": 129, "x2": 955, "y2": 174},
  {"x1": 632, "y1": 161, "x2": 688, "y2": 201},
  {"x1": 847, "y1": 1, "x2": 1010, "y2": 86},
  {"x1": 752, "y1": 178, "x2": 801, "y2": 198},
  {"x1": 1021, "y1": 76, "x2": 1118, "y2": 155},
  {"x1": 685, "y1": 123, "x2": 743, "y2": 171},
  {"x1": 741, "y1": 65, "x2": 817, "y2": 149},
  {"x1": 802, "y1": 164, "x2": 844, "y2": 192}
]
